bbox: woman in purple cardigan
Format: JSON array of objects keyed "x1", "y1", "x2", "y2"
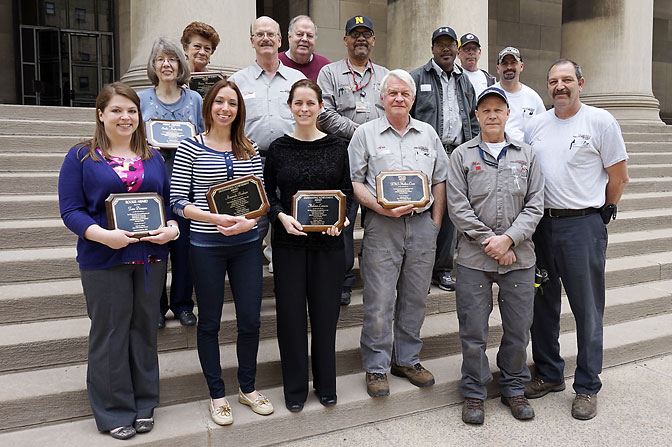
[{"x1": 58, "y1": 82, "x2": 178, "y2": 441}]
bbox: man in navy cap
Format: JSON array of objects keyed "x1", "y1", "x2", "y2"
[
  {"x1": 317, "y1": 15, "x2": 389, "y2": 306},
  {"x1": 410, "y1": 26, "x2": 479, "y2": 294},
  {"x1": 446, "y1": 86, "x2": 544, "y2": 424},
  {"x1": 457, "y1": 33, "x2": 495, "y2": 96}
]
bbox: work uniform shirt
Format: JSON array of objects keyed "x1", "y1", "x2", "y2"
[
  {"x1": 446, "y1": 134, "x2": 545, "y2": 273},
  {"x1": 229, "y1": 61, "x2": 306, "y2": 153},
  {"x1": 317, "y1": 58, "x2": 388, "y2": 140},
  {"x1": 431, "y1": 60, "x2": 464, "y2": 147},
  {"x1": 348, "y1": 115, "x2": 449, "y2": 213}
]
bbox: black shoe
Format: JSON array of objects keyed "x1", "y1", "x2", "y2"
[
  {"x1": 158, "y1": 314, "x2": 166, "y2": 329},
  {"x1": 109, "y1": 425, "x2": 136, "y2": 440},
  {"x1": 317, "y1": 394, "x2": 337, "y2": 407},
  {"x1": 340, "y1": 289, "x2": 351, "y2": 306},
  {"x1": 133, "y1": 418, "x2": 154, "y2": 433},
  {"x1": 285, "y1": 401, "x2": 304, "y2": 412},
  {"x1": 432, "y1": 274, "x2": 456, "y2": 291},
  {"x1": 524, "y1": 376, "x2": 566, "y2": 399},
  {"x1": 178, "y1": 310, "x2": 197, "y2": 326}
]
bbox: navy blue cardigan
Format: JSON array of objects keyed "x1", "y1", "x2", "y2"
[{"x1": 58, "y1": 144, "x2": 174, "y2": 270}]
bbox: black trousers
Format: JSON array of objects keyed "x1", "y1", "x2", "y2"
[
  {"x1": 273, "y1": 245, "x2": 345, "y2": 402},
  {"x1": 80, "y1": 261, "x2": 165, "y2": 431}
]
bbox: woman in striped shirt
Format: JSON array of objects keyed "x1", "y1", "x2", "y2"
[{"x1": 170, "y1": 78, "x2": 273, "y2": 425}]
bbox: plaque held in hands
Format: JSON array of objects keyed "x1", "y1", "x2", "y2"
[
  {"x1": 206, "y1": 174, "x2": 269, "y2": 219},
  {"x1": 292, "y1": 190, "x2": 346, "y2": 232},
  {"x1": 105, "y1": 193, "x2": 166, "y2": 238},
  {"x1": 189, "y1": 72, "x2": 225, "y2": 98},
  {"x1": 145, "y1": 119, "x2": 196, "y2": 149},
  {"x1": 375, "y1": 170, "x2": 430, "y2": 209}
]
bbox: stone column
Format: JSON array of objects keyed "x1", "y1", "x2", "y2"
[
  {"x1": 119, "y1": 0, "x2": 256, "y2": 88},
  {"x1": 561, "y1": 0, "x2": 662, "y2": 124},
  {"x1": 386, "y1": 0, "x2": 488, "y2": 72}
]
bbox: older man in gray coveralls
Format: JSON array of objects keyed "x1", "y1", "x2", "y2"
[{"x1": 446, "y1": 86, "x2": 544, "y2": 425}]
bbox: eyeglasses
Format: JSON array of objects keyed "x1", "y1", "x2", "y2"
[
  {"x1": 459, "y1": 45, "x2": 479, "y2": 53},
  {"x1": 155, "y1": 57, "x2": 177, "y2": 65},
  {"x1": 252, "y1": 31, "x2": 278, "y2": 40},
  {"x1": 348, "y1": 30, "x2": 374, "y2": 39}
]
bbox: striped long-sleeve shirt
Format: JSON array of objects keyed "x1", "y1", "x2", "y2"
[{"x1": 170, "y1": 135, "x2": 264, "y2": 247}]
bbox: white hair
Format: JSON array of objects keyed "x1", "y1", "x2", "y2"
[
  {"x1": 380, "y1": 69, "x2": 416, "y2": 97},
  {"x1": 288, "y1": 15, "x2": 318, "y2": 37}
]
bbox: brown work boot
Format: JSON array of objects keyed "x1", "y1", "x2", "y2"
[
  {"x1": 501, "y1": 394, "x2": 535, "y2": 420},
  {"x1": 365, "y1": 372, "x2": 390, "y2": 397},
  {"x1": 462, "y1": 398, "x2": 485, "y2": 424},
  {"x1": 572, "y1": 393, "x2": 597, "y2": 420},
  {"x1": 390, "y1": 362, "x2": 435, "y2": 387},
  {"x1": 524, "y1": 376, "x2": 566, "y2": 399}
]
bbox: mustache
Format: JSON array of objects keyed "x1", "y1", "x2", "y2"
[{"x1": 553, "y1": 88, "x2": 570, "y2": 97}]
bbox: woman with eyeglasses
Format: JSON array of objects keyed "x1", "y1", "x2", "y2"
[
  {"x1": 181, "y1": 21, "x2": 220, "y2": 73},
  {"x1": 138, "y1": 37, "x2": 204, "y2": 329}
]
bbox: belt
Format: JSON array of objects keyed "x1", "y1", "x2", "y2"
[{"x1": 544, "y1": 208, "x2": 600, "y2": 218}]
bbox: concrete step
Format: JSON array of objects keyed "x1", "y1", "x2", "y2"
[
  {"x1": 608, "y1": 208, "x2": 672, "y2": 233},
  {"x1": 0, "y1": 296, "x2": 669, "y2": 435},
  {"x1": 0, "y1": 195, "x2": 60, "y2": 220},
  {"x1": 623, "y1": 132, "x2": 672, "y2": 143},
  {"x1": 0, "y1": 104, "x2": 94, "y2": 121},
  {"x1": 620, "y1": 123, "x2": 672, "y2": 133},
  {"x1": 0, "y1": 119, "x2": 95, "y2": 137},
  {"x1": 0, "y1": 135, "x2": 85, "y2": 153},
  {"x1": 624, "y1": 141, "x2": 672, "y2": 153},
  {"x1": 624, "y1": 177, "x2": 672, "y2": 193},
  {"x1": 626, "y1": 164, "x2": 672, "y2": 178},
  {"x1": 628, "y1": 152, "x2": 672, "y2": 164},
  {"x1": 606, "y1": 228, "x2": 672, "y2": 258},
  {"x1": 0, "y1": 153, "x2": 65, "y2": 172},
  {"x1": 0, "y1": 219, "x2": 76, "y2": 249},
  {"x1": 618, "y1": 191, "x2": 672, "y2": 211}
]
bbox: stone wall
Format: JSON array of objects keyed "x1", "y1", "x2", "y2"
[{"x1": 654, "y1": 0, "x2": 672, "y2": 123}]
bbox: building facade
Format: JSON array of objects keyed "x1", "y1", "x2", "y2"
[{"x1": 0, "y1": 0, "x2": 670, "y2": 123}]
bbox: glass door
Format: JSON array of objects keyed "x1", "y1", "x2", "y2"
[{"x1": 20, "y1": 26, "x2": 62, "y2": 105}]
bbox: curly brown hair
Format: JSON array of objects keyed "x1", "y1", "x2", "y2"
[{"x1": 181, "y1": 21, "x2": 220, "y2": 53}]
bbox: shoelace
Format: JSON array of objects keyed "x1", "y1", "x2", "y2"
[
  {"x1": 254, "y1": 394, "x2": 270, "y2": 405},
  {"x1": 466, "y1": 398, "x2": 482, "y2": 409},
  {"x1": 575, "y1": 394, "x2": 592, "y2": 402},
  {"x1": 370, "y1": 372, "x2": 387, "y2": 381},
  {"x1": 509, "y1": 395, "x2": 529, "y2": 406},
  {"x1": 531, "y1": 376, "x2": 546, "y2": 388},
  {"x1": 413, "y1": 363, "x2": 426, "y2": 371},
  {"x1": 215, "y1": 404, "x2": 231, "y2": 416}
]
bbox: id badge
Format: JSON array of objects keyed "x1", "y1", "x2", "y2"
[{"x1": 356, "y1": 99, "x2": 371, "y2": 113}]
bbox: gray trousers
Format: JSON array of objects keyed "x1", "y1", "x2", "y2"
[
  {"x1": 360, "y1": 211, "x2": 439, "y2": 373},
  {"x1": 455, "y1": 264, "x2": 535, "y2": 400},
  {"x1": 80, "y1": 261, "x2": 165, "y2": 431}
]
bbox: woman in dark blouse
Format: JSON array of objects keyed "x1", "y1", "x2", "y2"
[{"x1": 264, "y1": 79, "x2": 353, "y2": 412}]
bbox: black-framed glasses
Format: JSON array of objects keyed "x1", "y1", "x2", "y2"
[{"x1": 349, "y1": 30, "x2": 374, "y2": 39}]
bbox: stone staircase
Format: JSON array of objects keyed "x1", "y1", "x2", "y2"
[{"x1": 0, "y1": 104, "x2": 670, "y2": 446}]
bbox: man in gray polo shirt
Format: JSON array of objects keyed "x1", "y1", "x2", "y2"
[
  {"x1": 317, "y1": 15, "x2": 389, "y2": 305},
  {"x1": 348, "y1": 69, "x2": 449, "y2": 398},
  {"x1": 447, "y1": 86, "x2": 544, "y2": 424}
]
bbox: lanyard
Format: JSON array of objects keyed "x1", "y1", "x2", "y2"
[
  {"x1": 345, "y1": 58, "x2": 374, "y2": 93},
  {"x1": 477, "y1": 144, "x2": 509, "y2": 168}
]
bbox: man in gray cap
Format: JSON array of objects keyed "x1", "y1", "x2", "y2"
[
  {"x1": 317, "y1": 15, "x2": 389, "y2": 306},
  {"x1": 447, "y1": 86, "x2": 544, "y2": 424},
  {"x1": 457, "y1": 33, "x2": 495, "y2": 96},
  {"x1": 410, "y1": 26, "x2": 479, "y2": 293},
  {"x1": 494, "y1": 46, "x2": 545, "y2": 143}
]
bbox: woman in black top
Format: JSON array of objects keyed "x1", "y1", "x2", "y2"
[{"x1": 264, "y1": 79, "x2": 353, "y2": 412}]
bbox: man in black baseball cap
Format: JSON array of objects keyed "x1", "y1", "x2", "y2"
[
  {"x1": 458, "y1": 33, "x2": 495, "y2": 96},
  {"x1": 410, "y1": 26, "x2": 479, "y2": 294}
]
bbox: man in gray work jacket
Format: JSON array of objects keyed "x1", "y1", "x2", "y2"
[
  {"x1": 446, "y1": 86, "x2": 544, "y2": 425},
  {"x1": 410, "y1": 26, "x2": 479, "y2": 293}
]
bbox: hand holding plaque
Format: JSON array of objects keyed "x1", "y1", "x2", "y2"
[
  {"x1": 206, "y1": 174, "x2": 269, "y2": 219},
  {"x1": 291, "y1": 190, "x2": 346, "y2": 232},
  {"x1": 145, "y1": 119, "x2": 196, "y2": 149},
  {"x1": 375, "y1": 170, "x2": 430, "y2": 209},
  {"x1": 105, "y1": 193, "x2": 166, "y2": 238}
]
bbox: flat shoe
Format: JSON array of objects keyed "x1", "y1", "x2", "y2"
[
  {"x1": 209, "y1": 399, "x2": 233, "y2": 425},
  {"x1": 109, "y1": 425, "x2": 136, "y2": 440},
  {"x1": 238, "y1": 389, "x2": 274, "y2": 415},
  {"x1": 318, "y1": 394, "x2": 337, "y2": 407},
  {"x1": 133, "y1": 418, "x2": 154, "y2": 433},
  {"x1": 285, "y1": 401, "x2": 304, "y2": 412}
]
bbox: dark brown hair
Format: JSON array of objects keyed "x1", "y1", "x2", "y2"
[
  {"x1": 202, "y1": 78, "x2": 256, "y2": 160},
  {"x1": 287, "y1": 79, "x2": 323, "y2": 105},
  {"x1": 181, "y1": 21, "x2": 220, "y2": 53},
  {"x1": 81, "y1": 82, "x2": 151, "y2": 161}
]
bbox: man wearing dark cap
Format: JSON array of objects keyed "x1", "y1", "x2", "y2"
[
  {"x1": 494, "y1": 46, "x2": 545, "y2": 143},
  {"x1": 410, "y1": 26, "x2": 479, "y2": 293},
  {"x1": 446, "y1": 86, "x2": 544, "y2": 424},
  {"x1": 457, "y1": 33, "x2": 495, "y2": 96},
  {"x1": 317, "y1": 15, "x2": 389, "y2": 306}
]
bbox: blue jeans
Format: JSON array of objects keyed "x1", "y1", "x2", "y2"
[
  {"x1": 530, "y1": 213, "x2": 607, "y2": 395},
  {"x1": 190, "y1": 240, "x2": 263, "y2": 398}
]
